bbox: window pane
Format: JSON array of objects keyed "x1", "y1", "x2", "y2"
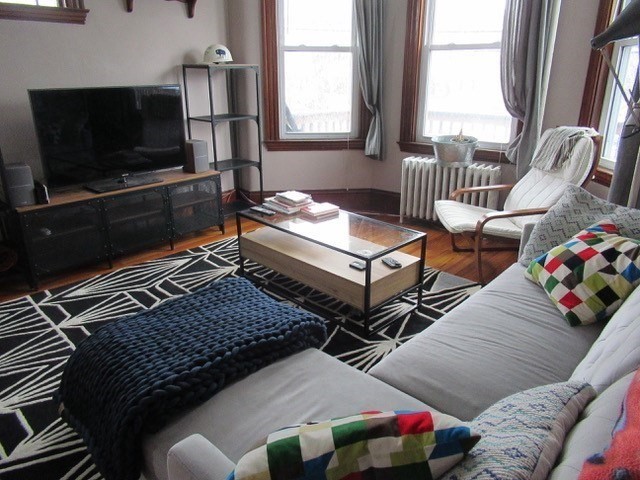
[
  {"x1": 431, "y1": 0, "x2": 506, "y2": 45},
  {"x1": 602, "y1": 43, "x2": 639, "y2": 164},
  {"x1": 283, "y1": 52, "x2": 353, "y2": 134},
  {"x1": 423, "y1": 49, "x2": 511, "y2": 144},
  {"x1": 0, "y1": 0, "x2": 59, "y2": 5},
  {"x1": 283, "y1": 0, "x2": 352, "y2": 47}
]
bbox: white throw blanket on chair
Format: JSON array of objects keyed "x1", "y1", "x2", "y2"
[{"x1": 530, "y1": 126, "x2": 598, "y2": 171}]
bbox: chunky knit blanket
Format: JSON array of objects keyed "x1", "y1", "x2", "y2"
[{"x1": 57, "y1": 277, "x2": 327, "y2": 480}]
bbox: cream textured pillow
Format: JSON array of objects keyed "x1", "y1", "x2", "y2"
[{"x1": 519, "y1": 186, "x2": 640, "y2": 266}]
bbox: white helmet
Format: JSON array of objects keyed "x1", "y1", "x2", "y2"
[{"x1": 203, "y1": 44, "x2": 233, "y2": 63}]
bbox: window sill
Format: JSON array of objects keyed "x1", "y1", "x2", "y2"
[
  {"x1": 593, "y1": 166, "x2": 613, "y2": 187},
  {"x1": 0, "y1": 4, "x2": 88, "y2": 24},
  {"x1": 398, "y1": 140, "x2": 509, "y2": 163},
  {"x1": 264, "y1": 139, "x2": 365, "y2": 151}
]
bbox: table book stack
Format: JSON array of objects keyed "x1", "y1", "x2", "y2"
[{"x1": 264, "y1": 191, "x2": 313, "y2": 214}]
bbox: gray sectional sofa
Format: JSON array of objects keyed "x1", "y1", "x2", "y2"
[{"x1": 142, "y1": 187, "x2": 640, "y2": 480}]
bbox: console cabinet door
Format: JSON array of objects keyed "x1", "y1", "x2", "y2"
[
  {"x1": 21, "y1": 201, "x2": 106, "y2": 277},
  {"x1": 169, "y1": 177, "x2": 223, "y2": 237},
  {"x1": 103, "y1": 189, "x2": 170, "y2": 255}
]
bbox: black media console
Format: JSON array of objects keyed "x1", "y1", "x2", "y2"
[{"x1": 1, "y1": 170, "x2": 223, "y2": 289}]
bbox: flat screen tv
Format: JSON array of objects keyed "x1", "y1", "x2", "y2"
[{"x1": 29, "y1": 85, "x2": 187, "y2": 192}]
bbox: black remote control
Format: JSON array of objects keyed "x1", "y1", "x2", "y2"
[
  {"x1": 250, "y1": 206, "x2": 276, "y2": 216},
  {"x1": 349, "y1": 260, "x2": 366, "y2": 271},
  {"x1": 382, "y1": 257, "x2": 402, "y2": 269}
]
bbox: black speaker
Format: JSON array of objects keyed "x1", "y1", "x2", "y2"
[
  {"x1": 184, "y1": 140, "x2": 210, "y2": 173},
  {"x1": 0, "y1": 150, "x2": 36, "y2": 208}
]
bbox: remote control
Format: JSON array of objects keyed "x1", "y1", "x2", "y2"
[
  {"x1": 382, "y1": 257, "x2": 402, "y2": 269},
  {"x1": 349, "y1": 260, "x2": 366, "y2": 271},
  {"x1": 250, "y1": 206, "x2": 276, "y2": 216}
]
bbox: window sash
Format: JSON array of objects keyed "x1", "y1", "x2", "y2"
[
  {"x1": 599, "y1": 38, "x2": 639, "y2": 169},
  {"x1": 416, "y1": 0, "x2": 513, "y2": 151},
  {"x1": 276, "y1": 0, "x2": 359, "y2": 140},
  {"x1": 0, "y1": 0, "x2": 87, "y2": 23}
]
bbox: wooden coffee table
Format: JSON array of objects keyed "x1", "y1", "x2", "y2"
[{"x1": 236, "y1": 209, "x2": 426, "y2": 335}]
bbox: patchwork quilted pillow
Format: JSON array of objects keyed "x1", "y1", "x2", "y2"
[
  {"x1": 578, "y1": 368, "x2": 640, "y2": 480},
  {"x1": 442, "y1": 381, "x2": 596, "y2": 480},
  {"x1": 525, "y1": 220, "x2": 640, "y2": 326},
  {"x1": 519, "y1": 185, "x2": 640, "y2": 266},
  {"x1": 227, "y1": 410, "x2": 480, "y2": 480}
]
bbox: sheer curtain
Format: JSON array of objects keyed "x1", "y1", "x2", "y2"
[
  {"x1": 354, "y1": 0, "x2": 383, "y2": 159},
  {"x1": 500, "y1": 0, "x2": 561, "y2": 179}
]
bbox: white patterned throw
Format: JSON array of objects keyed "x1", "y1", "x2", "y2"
[{"x1": 441, "y1": 381, "x2": 596, "y2": 480}]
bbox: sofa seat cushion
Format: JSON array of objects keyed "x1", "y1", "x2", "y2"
[
  {"x1": 142, "y1": 349, "x2": 431, "y2": 480},
  {"x1": 549, "y1": 371, "x2": 636, "y2": 479},
  {"x1": 369, "y1": 263, "x2": 604, "y2": 421}
]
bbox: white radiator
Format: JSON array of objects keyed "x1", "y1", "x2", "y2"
[{"x1": 400, "y1": 157, "x2": 502, "y2": 222}]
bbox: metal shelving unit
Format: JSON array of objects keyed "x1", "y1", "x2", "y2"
[{"x1": 182, "y1": 63, "x2": 264, "y2": 216}]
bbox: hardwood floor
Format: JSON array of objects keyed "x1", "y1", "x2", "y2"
[{"x1": 0, "y1": 213, "x2": 517, "y2": 302}]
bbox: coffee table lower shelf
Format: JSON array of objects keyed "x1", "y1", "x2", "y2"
[{"x1": 238, "y1": 228, "x2": 423, "y2": 335}]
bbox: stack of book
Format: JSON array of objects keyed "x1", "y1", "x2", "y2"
[
  {"x1": 300, "y1": 202, "x2": 340, "y2": 220},
  {"x1": 263, "y1": 190, "x2": 313, "y2": 214}
]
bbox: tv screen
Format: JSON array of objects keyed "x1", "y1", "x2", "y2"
[{"x1": 29, "y1": 85, "x2": 187, "y2": 189}]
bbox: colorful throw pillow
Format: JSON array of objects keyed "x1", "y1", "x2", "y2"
[
  {"x1": 525, "y1": 220, "x2": 640, "y2": 326},
  {"x1": 227, "y1": 410, "x2": 480, "y2": 480},
  {"x1": 442, "y1": 381, "x2": 596, "y2": 480},
  {"x1": 578, "y1": 368, "x2": 640, "y2": 480},
  {"x1": 519, "y1": 185, "x2": 640, "y2": 266}
]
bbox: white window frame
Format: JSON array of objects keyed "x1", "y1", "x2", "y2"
[
  {"x1": 275, "y1": 0, "x2": 359, "y2": 140},
  {"x1": 598, "y1": 35, "x2": 639, "y2": 170},
  {"x1": 416, "y1": 0, "x2": 515, "y2": 151}
]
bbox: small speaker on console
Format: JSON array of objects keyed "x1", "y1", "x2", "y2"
[
  {"x1": 2, "y1": 162, "x2": 36, "y2": 208},
  {"x1": 184, "y1": 140, "x2": 210, "y2": 173}
]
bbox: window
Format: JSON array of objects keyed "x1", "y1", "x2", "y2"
[
  {"x1": 261, "y1": 0, "x2": 366, "y2": 151},
  {"x1": 580, "y1": 0, "x2": 636, "y2": 185},
  {"x1": 0, "y1": 0, "x2": 88, "y2": 24},
  {"x1": 400, "y1": 0, "x2": 515, "y2": 160},
  {"x1": 597, "y1": 0, "x2": 638, "y2": 170}
]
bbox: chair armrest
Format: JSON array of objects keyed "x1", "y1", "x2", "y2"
[
  {"x1": 449, "y1": 184, "x2": 515, "y2": 200},
  {"x1": 475, "y1": 207, "x2": 550, "y2": 235},
  {"x1": 167, "y1": 434, "x2": 236, "y2": 480}
]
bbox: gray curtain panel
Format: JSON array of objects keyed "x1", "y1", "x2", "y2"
[
  {"x1": 608, "y1": 79, "x2": 640, "y2": 208},
  {"x1": 354, "y1": 0, "x2": 383, "y2": 160},
  {"x1": 500, "y1": 0, "x2": 561, "y2": 179}
]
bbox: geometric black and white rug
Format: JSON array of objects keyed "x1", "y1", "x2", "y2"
[{"x1": 0, "y1": 236, "x2": 480, "y2": 480}]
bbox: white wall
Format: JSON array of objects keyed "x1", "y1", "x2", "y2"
[
  {"x1": 0, "y1": 0, "x2": 604, "y2": 196},
  {"x1": 0, "y1": 0, "x2": 227, "y2": 180},
  {"x1": 226, "y1": 0, "x2": 603, "y2": 194}
]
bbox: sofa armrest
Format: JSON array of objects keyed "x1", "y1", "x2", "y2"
[
  {"x1": 518, "y1": 222, "x2": 537, "y2": 260},
  {"x1": 167, "y1": 434, "x2": 235, "y2": 480}
]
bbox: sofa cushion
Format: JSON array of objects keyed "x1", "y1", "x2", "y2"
[
  {"x1": 549, "y1": 371, "x2": 635, "y2": 480},
  {"x1": 142, "y1": 349, "x2": 431, "y2": 480},
  {"x1": 578, "y1": 368, "x2": 640, "y2": 480},
  {"x1": 442, "y1": 381, "x2": 595, "y2": 480},
  {"x1": 519, "y1": 185, "x2": 640, "y2": 266},
  {"x1": 525, "y1": 220, "x2": 640, "y2": 326},
  {"x1": 228, "y1": 410, "x2": 479, "y2": 480},
  {"x1": 369, "y1": 263, "x2": 604, "y2": 420},
  {"x1": 571, "y1": 283, "x2": 640, "y2": 393}
]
